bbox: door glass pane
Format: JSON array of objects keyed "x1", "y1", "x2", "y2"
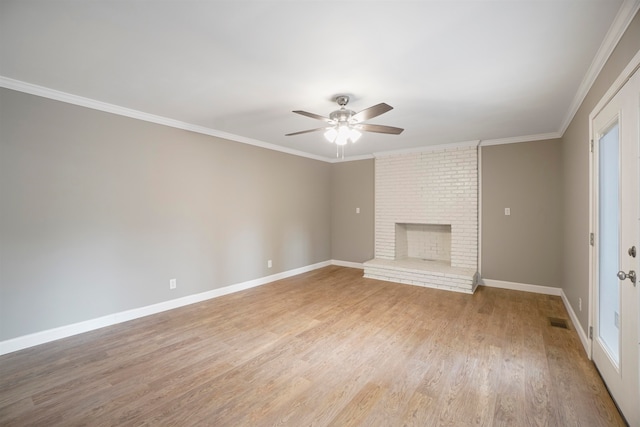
[{"x1": 598, "y1": 122, "x2": 620, "y2": 365}]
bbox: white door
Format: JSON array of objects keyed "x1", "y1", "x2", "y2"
[{"x1": 591, "y1": 67, "x2": 639, "y2": 426}]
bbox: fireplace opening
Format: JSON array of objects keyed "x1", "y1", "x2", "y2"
[{"x1": 395, "y1": 223, "x2": 451, "y2": 264}]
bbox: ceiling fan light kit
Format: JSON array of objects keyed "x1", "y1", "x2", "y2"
[
  {"x1": 286, "y1": 95, "x2": 404, "y2": 158},
  {"x1": 324, "y1": 126, "x2": 361, "y2": 146}
]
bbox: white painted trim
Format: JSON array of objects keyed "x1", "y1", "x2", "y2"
[
  {"x1": 478, "y1": 132, "x2": 562, "y2": 147},
  {"x1": 477, "y1": 143, "x2": 482, "y2": 278},
  {"x1": 559, "y1": 0, "x2": 640, "y2": 135},
  {"x1": 588, "y1": 72, "x2": 598, "y2": 364},
  {"x1": 0, "y1": 76, "x2": 331, "y2": 163},
  {"x1": 0, "y1": 260, "x2": 331, "y2": 356},
  {"x1": 373, "y1": 140, "x2": 480, "y2": 157},
  {"x1": 330, "y1": 154, "x2": 375, "y2": 163},
  {"x1": 480, "y1": 278, "x2": 562, "y2": 296},
  {"x1": 590, "y1": 49, "x2": 640, "y2": 122},
  {"x1": 561, "y1": 289, "x2": 591, "y2": 357},
  {"x1": 0, "y1": 75, "x2": 558, "y2": 164},
  {"x1": 0, "y1": 262, "x2": 594, "y2": 358},
  {"x1": 586, "y1": 45, "x2": 640, "y2": 364},
  {"x1": 371, "y1": 131, "x2": 563, "y2": 156},
  {"x1": 331, "y1": 260, "x2": 365, "y2": 269},
  {"x1": 0, "y1": 74, "x2": 566, "y2": 163}
]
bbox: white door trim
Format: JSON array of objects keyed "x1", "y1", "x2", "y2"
[{"x1": 588, "y1": 49, "x2": 640, "y2": 359}]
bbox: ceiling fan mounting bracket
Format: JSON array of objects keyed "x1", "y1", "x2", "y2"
[{"x1": 335, "y1": 95, "x2": 350, "y2": 107}]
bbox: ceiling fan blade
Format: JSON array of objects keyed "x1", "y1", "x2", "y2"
[
  {"x1": 285, "y1": 127, "x2": 327, "y2": 136},
  {"x1": 351, "y1": 103, "x2": 393, "y2": 123},
  {"x1": 293, "y1": 110, "x2": 333, "y2": 123},
  {"x1": 357, "y1": 123, "x2": 404, "y2": 135}
]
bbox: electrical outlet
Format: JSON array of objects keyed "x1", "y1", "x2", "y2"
[
  {"x1": 169, "y1": 278, "x2": 177, "y2": 290},
  {"x1": 504, "y1": 207, "x2": 511, "y2": 216},
  {"x1": 267, "y1": 260, "x2": 272, "y2": 268},
  {"x1": 356, "y1": 207, "x2": 360, "y2": 214},
  {"x1": 578, "y1": 297, "x2": 582, "y2": 312}
]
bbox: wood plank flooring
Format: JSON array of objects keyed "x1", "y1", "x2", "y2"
[{"x1": 0, "y1": 266, "x2": 625, "y2": 426}]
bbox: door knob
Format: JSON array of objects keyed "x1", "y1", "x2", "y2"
[{"x1": 617, "y1": 270, "x2": 637, "y2": 286}]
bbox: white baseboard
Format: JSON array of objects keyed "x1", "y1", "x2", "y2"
[
  {"x1": 3, "y1": 265, "x2": 593, "y2": 359},
  {"x1": 480, "y1": 278, "x2": 562, "y2": 296},
  {"x1": 560, "y1": 290, "x2": 591, "y2": 357},
  {"x1": 331, "y1": 260, "x2": 364, "y2": 269},
  {"x1": 480, "y1": 278, "x2": 590, "y2": 357},
  {"x1": 0, "y1": 260, "x2": 332, "y2": 356}
]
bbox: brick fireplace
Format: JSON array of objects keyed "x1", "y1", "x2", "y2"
[{"x1": 363, "y1": 145, "x2": 479, "y2": 293}]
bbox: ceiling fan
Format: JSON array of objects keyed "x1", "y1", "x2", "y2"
[{"x1": 285, "y1": 95, "x2": 404, "y2": 157}]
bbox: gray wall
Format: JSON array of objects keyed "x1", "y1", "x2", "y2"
[
  {"x1": 2, "y1": 10, "x2": 638, "y2": 342},
  {"x1": 0, "y1": 88, "x2": 332, "y2": 340},
  {"x1": 561, "y1": 11, "x2": 640, "y2": 331},
  {"x1": 481, "y1": 139, "x2": 562, "y2": 287},
  {"x1": 331, "y1": 159, "x2": 375, "y2": 263},
  {"x1": 331, "y1": 142, "x2": 566, "y2": 287}
]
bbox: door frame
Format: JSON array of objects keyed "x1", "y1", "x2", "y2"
[
  {"x1": 588, "y1": 50, "x2": 640, "y2": 425},
  {"x1": 589, "y1": 49, "x2": 640, "y2": 359}
]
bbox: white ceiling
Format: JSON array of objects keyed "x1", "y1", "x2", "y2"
[{"x1": 0, "y1": 1, "x2": 636, "y2": 161}]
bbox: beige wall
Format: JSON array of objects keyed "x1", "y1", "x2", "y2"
[
  {"x1": 562, "y1": 11, "x2": 640, "y2": 331},
  {"x1": 481, "y1": 139, "x2": 562, "y2": 287},
  {"x1": 331, "y1": 160, "x2": 375, "y2": 263},
  {"x1": 0, "y1": 88, "x2": 332, "y2": 340}
]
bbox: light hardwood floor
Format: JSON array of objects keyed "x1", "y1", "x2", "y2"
[{"x1": 0, "y1": 266, "x2": 625, "y2": 426}]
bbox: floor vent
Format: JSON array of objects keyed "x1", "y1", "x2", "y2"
[{"x1": 549, "y1": 317, "x2": 569, "y2": 329}]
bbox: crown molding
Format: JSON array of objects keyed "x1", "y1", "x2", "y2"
[
  {"x1": 479, "y1": 132, "x2": 562, "y2": 147},
  {"x1": 372, "y1": 140, "x2": 480, "y2": 158},
  {"x1": 0, "y1": 77, "x2": 487, "y2": 162},
  {"x1": 0, "y1": 76, "x2": 333, "y2": 163},
  {"x1": 5, "y1": 0, "x2": 639, "y2": 169},
  {"x1": 363, "y1": 130, "x2": 564, "y2": 158},
  {"x1": 330, "y1": 154, "x2": 375, "y2": 163},
  {"x1": 559, "y1": 0, "x2": 640, "y2": 135},
  {"x1": 0, "y1": 77, "x2": 484, "y2": 164}
]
